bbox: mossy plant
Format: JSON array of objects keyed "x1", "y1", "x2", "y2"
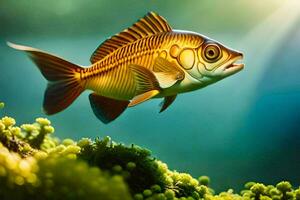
[{"x1": 0, "y1": 102, "x2": 299, "y2": 200}]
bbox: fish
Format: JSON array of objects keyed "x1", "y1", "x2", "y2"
[{"x1": 8, "y1": 12, "x2": 244, "y2": 124}]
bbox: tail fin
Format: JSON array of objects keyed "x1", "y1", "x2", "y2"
[{"x1": 7, "y1": 42, "x2": 85, "y2": 115}]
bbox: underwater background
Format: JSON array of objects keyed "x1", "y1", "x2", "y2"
[{"x1": 0, "y1": 0, "x2": 299, "y2": 192}]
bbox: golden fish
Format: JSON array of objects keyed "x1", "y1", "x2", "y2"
[{"x1": 8, "y1": 12, "x2": 244, "y2": 123}]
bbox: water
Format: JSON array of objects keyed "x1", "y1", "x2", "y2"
[{"x1": 1, "y1": 0, "x2": 300, "y2": 191}]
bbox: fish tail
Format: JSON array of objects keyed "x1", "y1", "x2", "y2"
[{"x1": 7, "y1": 42, "x2": 85, "y2": 115}]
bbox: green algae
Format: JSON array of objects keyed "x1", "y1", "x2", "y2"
[
  {"x1": 0, "y1": 102, "x2": 4, "y2": 109},
  {"x1": 0, "y1": 103, "x2": 299, "y2": 200}
]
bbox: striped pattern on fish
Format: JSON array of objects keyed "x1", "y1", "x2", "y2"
[{"x1": 8, "y1": 12, "x2": 244, "y2": 124}]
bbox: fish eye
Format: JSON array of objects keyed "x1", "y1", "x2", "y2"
[{"x1": 203, "y1": 43, "x2": 221, "y2": 62}]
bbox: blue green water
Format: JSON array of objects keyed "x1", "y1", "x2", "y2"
[{"x1": 1, "y1": 0, "x2": 300, "y2": 191}]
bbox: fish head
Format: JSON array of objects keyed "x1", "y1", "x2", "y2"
[{"x1": 194, "y1": 37, "x2": 244, "y2": 85}]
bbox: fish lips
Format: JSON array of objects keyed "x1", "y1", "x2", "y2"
[{"x1": 215, "y1": 55, "x2": 244, "y2": 77}]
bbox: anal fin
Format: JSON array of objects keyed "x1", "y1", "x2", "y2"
[{"x1": 89, "y1": 93, "x2": 129, "y2": 124}]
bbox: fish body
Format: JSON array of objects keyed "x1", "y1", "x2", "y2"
[
  {"x1": 84, "y1": 31, "x2": 201, "y2": 99},
  {"x1": 8, "y1": 12, "x2": 244, "y2": 123}
]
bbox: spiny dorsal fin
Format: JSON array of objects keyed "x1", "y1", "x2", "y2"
[{"x1": 90, "y1": 12, "x2": 172, "y2": 64}]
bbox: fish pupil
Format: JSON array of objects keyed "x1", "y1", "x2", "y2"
[{"x1": 208, "y1": 50, "x2": 215, "y2": 57}]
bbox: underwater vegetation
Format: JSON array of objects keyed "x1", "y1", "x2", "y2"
[{"x1": 0, "y1": 102, "x2": 300, "y2": 200}]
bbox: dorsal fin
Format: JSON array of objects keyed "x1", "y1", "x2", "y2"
[{"x1": 90, "y1": 12, "x2": 172, "y2": 64}]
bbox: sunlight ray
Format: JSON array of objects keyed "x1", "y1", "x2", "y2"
[{"x1": 238, "y1": 1, "x2": 300, "y2": 98}]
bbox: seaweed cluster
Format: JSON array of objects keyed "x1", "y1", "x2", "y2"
[{"x1": 0, "y1": 102, "x2": 299, "y2": 200}]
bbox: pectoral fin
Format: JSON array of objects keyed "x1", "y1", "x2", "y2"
[
  {"x1": 153, "y1": 57, "x2": 184, "y2": 88},
  {"x1": 128, "y1": 64, "x2": 161, "y2": 106},
  {"x1": 89, "y1": 93, "x2": 129, "y2": 124},
  {"x1": 159, "y1": 95, "x2": 177, "y2": 113},
  {"x1": 154, "y1": 72, "x2": 182, "y2": 88},
  {"x1": 129, "y1": 64, "x2": 160, "y2": 93},
  {"x1": 128, "y1": 61, "x2": 182, "y2": 107},
  {"x1": 128, "y1": 90, "x2": 160, "y2": 107}
]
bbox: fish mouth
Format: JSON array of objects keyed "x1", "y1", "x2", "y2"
[{"x1": 222, "y1": 55, "x2": 244, "y2": 76}]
